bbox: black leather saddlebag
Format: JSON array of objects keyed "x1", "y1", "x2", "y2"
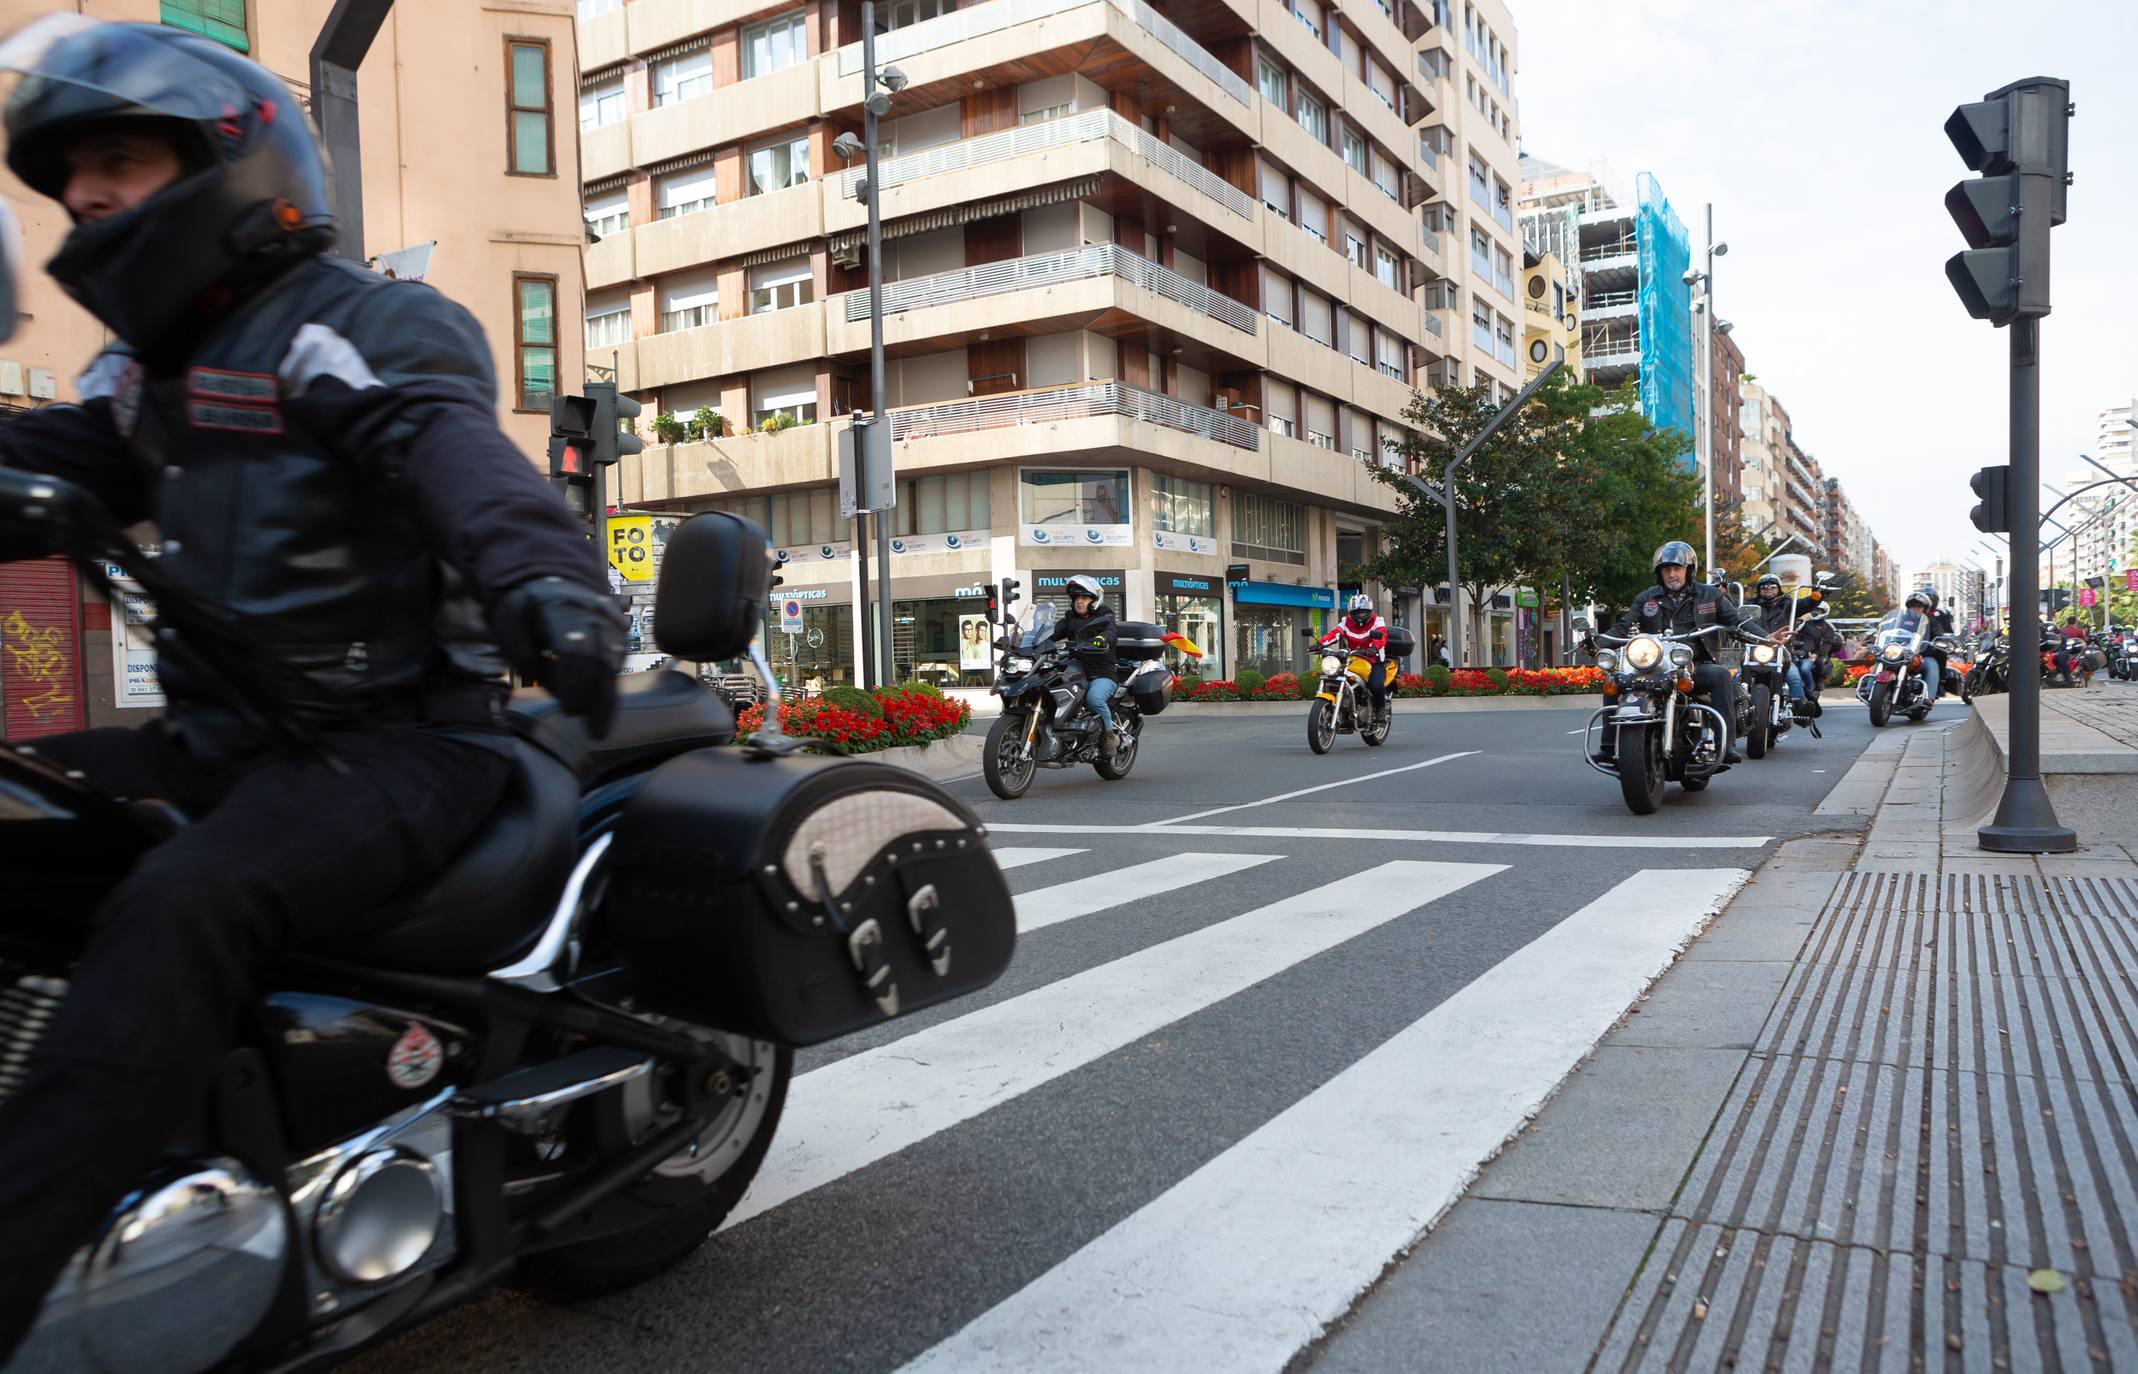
[{"x1": 604, "y1": 748, "x2": 1015, "y2": 1047}]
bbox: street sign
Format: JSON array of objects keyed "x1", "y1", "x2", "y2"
[
  {"x1": 1515, "y1": 587, "x2": 1539, "y2": 608},
  {"x1": 2079, "y1": 587, "x2": 2096, "y2": 608},
  {"x1": 780, "y1": 596, "x2": 806, "y2": 635},
  {"x1": 837, "y1": 419, "x2": 896, "y2": 516},
  {"x1": 607, "y1": 514, "x2": 656, "y2": 580}
]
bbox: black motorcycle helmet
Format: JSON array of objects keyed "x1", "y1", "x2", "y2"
[
  {"x1": 1755, "y1": 574, "x2": 1782, "y2": 601},
  {"x1": 1905, "y1": 587, "x2": 1933, "y2": 612},
  {"x1": 1652, "y1": 540, "x2": 1697, "y2": 585},
  {"x1": 3, "y1": 18, "x2": 335, "y2": 358}
]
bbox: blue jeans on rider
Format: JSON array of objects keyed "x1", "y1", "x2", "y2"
[
  {"x1": 1783, "y1": 659, "x2": 1816, "y2": 701},
  {"x1": 1085, "y1": 675, "x2": 1119, "y2": 731},
  {"x1": 1922, "y1": 649, "x2": 1947, "y2": 702}
]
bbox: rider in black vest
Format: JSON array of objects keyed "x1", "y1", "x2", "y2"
[
  {"x1": 1607, "y1": 540, "x2": 1761, "y2": 764},
  {"x1": 0, "y1": 23, "x2": 621, "y2": 1357}
]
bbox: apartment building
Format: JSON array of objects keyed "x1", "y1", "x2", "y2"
[
  {"x1": 0, "y1": 0, "x2": 586, "y2": 740},
  {"x1": 1709, "y1": 325, "x2": 1741, "y2": 518},
  {"x1": 1736, "y1": 378, "x2": 1787, "y2": 547},
  {"x1": 577, "y1": 0, "x2": 1514, "y2": 683},
  {"x1": 2055, "y1": 397, "x2": 2135, "y2": 595},
  {"x1": 1908, "y1": 561, "x2": 1985, "y2": 629}
]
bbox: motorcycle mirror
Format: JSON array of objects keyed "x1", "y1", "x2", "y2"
[{"x1": 1572, "y1": 615, "x2": 1591, "y2": 633}]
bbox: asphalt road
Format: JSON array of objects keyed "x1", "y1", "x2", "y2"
[{"x1": 350, "y1": 692, "x2": 1933, "y2": 1374}]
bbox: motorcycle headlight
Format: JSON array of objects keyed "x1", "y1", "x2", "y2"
[
  {"x1": 1596, "y1": 648, "x2": 1620, "y2": 671},
  {"x1": 1322, "y1": 654, "x2": 1344, "y2": 676},
  {"x1": 1624, "y1": 636, "x2": 1663, "y2": 671},
  {"x1": 1668, "y1": 645, "x2": 1694, "y2": 667},
  {"x1": 1750, "y1": 644, "x2": 1777, "y2": 664},
  {"x1": 1882, "y1": 643, "x2": 1905, "y2": 661}
]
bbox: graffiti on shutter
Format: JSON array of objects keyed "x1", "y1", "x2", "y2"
[{"x1": 1, "y1": 557, "x2": 84, "y2": 738}]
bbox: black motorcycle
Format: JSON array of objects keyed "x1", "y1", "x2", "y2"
[
  {"x1": 0, "y1": 473, "x2": 1016, "y2": 1373},
  {"x1": 1963, "y1": 633, "x2": 2010, "y2": 698},
  {"x1": 1578, "y1": 618, "x2": 1760, "y2": 815},
  {"x1": 980, "y1": 603, "x2": 1190, "y2": 799}
]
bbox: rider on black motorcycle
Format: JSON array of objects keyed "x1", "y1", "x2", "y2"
[
  {"x1": 1313, "y1": 592, "x2": 1392, "y2": 724},
  {"x1": 1045, "y1": 573, "x2": 1123, "y2": 757},
  {"x1": 1748, "y1": 574, "x2": 1808, "y2": 713},
  {"x1": 1789, "y1": 595, "x2": 1841, "y2": 715},
  {"x1": 0, "y1": 22, "x2": 621, "y2": 1358},
  {"x1": 1905, "y1": 588, "x2": 1954, "y2": 703},
  {"x1": 1606, "y1": 541, "x2": 1760, "y2": 765}
]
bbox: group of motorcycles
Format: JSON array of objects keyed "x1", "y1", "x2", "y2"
[{"x1": 1957, "y1": 627, "x2": 2124, "y2": 698}]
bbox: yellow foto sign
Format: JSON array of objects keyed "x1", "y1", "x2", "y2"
[{"x1": 608, "y1": 514, "x2": 656, "y2": 581}]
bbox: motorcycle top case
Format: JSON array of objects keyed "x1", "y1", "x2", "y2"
[
  {"x1": 1115, "y1": 620, "x2": 1171, "y2": 663},
  {"x1": 604, "y1": 747, "x2": 1015, "y2": 1047},
  {"x1": 1382, "y1": 625, "x2": 1417, "y2": 660}
]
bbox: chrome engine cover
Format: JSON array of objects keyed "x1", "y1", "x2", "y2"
[{"x1": 5, "y1": 1158, "x2": 288, "y2": 1374}]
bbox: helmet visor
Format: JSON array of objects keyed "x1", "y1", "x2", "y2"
[{"x1": 0, "y1": 16, "x2": 251, "y2": 122}]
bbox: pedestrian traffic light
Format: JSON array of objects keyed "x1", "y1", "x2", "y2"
[
  {"x1": 1968, "y1": 464, "x2": 2010, "y2": 532},
  {"x1": 549, "y1": 393, "x2": 596, "y2": 523},
  {"x1": 1942, "y1": 78, "x2": 2071, "y2": 326},
  {"x1": 993, "y1": 576, "x2": 1020, "y2": 623},
  {"x1": 586, "y1": 382, "x2": 643, "y2": 467}
]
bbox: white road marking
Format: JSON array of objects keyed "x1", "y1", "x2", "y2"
[
  {"x1": 989, "y1": 847, "x2": 1086, "y2": 871},
  {"x1": 1149, "y1": 751, "x2": 1480, "y2": 826},
  {"x1": 983, "y1": 821, "x2": 1770, "y2": 849},
  {"x1": 897, "y1": 867, "x2": 1751, "y2": 1374},
  {"x1": 1016, "y1": 852, "x2": 1281, "y2": 933},
  {"x1": 723, "y1": 860, "x2": 1505, "y2": 1230}
]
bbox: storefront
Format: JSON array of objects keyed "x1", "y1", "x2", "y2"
[
  {"x1": 1155, "y1": 572, "x2": 1225, "y2": 679},
  {"x1": 1229, "y1": 575, "x2": 1335, "y2": 681},
  {"x1": 764, "y1": 586, "x2": 857, "y2": 693},
  {"x1": 890, "y1": 575, "x2": 996, "y2": 689},
  {"x1": 1031, "y1": 570, "x2": 1126, "y2": 619}
]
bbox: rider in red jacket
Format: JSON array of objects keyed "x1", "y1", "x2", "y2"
[{"x1": 1315, "y1": 593, "x2": 1391, "y2": 722}]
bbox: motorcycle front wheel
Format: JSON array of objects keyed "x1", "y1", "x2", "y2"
[
  {"x1": 1616, "y1": 723, "x2": 1666, "y2": 815},
  {"x1": 1094, "y1": 714, "x2": 1140, "y2": 780},
  {"x1": 1306, "y1": 698, "x2": 1335, "y2": 754},
  {"x1": 984, "y1": 711, "x2": 1037, "y2": 799},
  {"x1": 1961, "y1": 667, "x2": 1978, "y2": 704},
  {"x1": 1745, "y1": 684, "x2": 1770, "y2": 759},
  {"x1": 1868, "y1": 680, "x2": 1893, "y2": 727}
]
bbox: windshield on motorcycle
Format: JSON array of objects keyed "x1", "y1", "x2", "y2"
[
  {"x1": 1017, "y1": 601, "x2": 1056, "y2": 654},
  {"x1": 1878, "y1": 610, "x2": 1925, "y2": 648}
]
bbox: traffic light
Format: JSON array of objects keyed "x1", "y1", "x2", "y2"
[
  {"x1": 548, "y1": 393, "x2": 596, "y2": 523},
  {"x1": 1968, "y1": 464, "x2": 2010, "y2": 532},
  {"x1": 586, "y1": 382, "x2": 644, "y2": 467},
  {"x1": 999, "y1": 576, "x2": 1020, "y2": 619},
  {"x1": 1942, "y1": 77, "x2": 2070, "y2": 326}
]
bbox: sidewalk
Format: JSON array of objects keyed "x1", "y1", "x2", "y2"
[{"x1": 1302, "y1": 700, "x2": 2138, "y2": 1373}]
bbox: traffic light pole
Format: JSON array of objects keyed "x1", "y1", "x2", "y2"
[
  {"x1": 1980, "y1": 314, "x2": 2075, "y2": 852},
  {"x1": 862, "y1": 1, "x2": 896, "y2": 688}
]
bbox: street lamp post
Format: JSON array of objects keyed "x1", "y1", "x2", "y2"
[{"x1": 1686, "y1": 206, "x2": 1728, "y2": 576}]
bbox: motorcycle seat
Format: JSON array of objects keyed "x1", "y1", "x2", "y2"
[
  {"x1": 308, "y1": 737, "x2": 580, "y2": 974},
  {"x1": 510, "y1": 668, "x2": 735, "y2": 784}
]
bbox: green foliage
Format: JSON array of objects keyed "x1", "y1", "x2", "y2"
[
  {"x1": 1299, "y1": 670, "x2": 1322, "y2": 700},
  {"x1": 691, "y1": 405, "x2": 726, "y2": 439},
  {"x1": 892, "y1": 679, "x2": 945, "y2": 700},
  {"x1": 1484, "y1": 667, "x2": 1509, "y2": 691},
  {"x1": 1423, "y1": 663, "x2": 1452, "y2": 695},
  {"x1": 1235, "y1": 668, "x2": 1266, "y2": 695},
  {"x1": 822, "y1": 685, "x2": 884, "y2": 718},
  {"x1": 651, "y1": 411, "x2": 687, "y2": 444}
]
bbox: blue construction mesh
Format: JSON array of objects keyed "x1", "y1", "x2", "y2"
[{"x1": 1634, "y1": 172, "x2": 1694, "y2": 453}]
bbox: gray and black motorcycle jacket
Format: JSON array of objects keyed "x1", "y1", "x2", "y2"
[
  {"x1": 0, "y1": 254, "x2": 604, "y2": 759},
  {"x1": 1609, "y1": 581, "x2": 1760, "y2": 664}
]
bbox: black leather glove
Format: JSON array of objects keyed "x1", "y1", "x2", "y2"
[{"x1": 491, "y1": 575, "x2": 625, "y2": 739}]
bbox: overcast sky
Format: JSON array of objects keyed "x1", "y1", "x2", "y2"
[{"x1": 1509, "y1": 0, "x2": 2135, "y2": 580}]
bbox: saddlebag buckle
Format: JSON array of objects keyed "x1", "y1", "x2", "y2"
[
  {"x1": 847, "y1": 918, "x2": 899, "y2": 1017},
  {"x1": 904, "y1": 882, "x2": 951, "y2": 976}
]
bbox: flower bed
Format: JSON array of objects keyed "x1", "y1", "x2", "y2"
[
  {"x1": 736, "y1": 683, "x2": 972, "y2": 755},
  {"x1": 1178, "y1": 666, "x2": 1603, "y2": 702}
]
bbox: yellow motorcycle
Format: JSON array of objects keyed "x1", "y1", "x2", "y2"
[{"x1": 1304, "y1": 626, "x2": 1415, "y2": 754}]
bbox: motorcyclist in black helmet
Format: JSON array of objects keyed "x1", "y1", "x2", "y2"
[
  {"x1": 0, "y1": 20, "x2": 620, "y2": 1356},
  {"x1": 1749, "y1": 573, "x2": 1811, "y2": 714},
  {"x1": 1605, "y1": 540, "x2": 1761, "y2": 765}
]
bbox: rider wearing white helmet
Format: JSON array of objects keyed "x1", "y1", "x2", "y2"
[{"x1": 1045, "y1": 574, "x2": 1124, "y2": 755}]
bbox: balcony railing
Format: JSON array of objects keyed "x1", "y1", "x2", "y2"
[
  {"x1": 1585, "y1": 289, "x2": 1637, "y2": 311},
  {"x1": 834, "y1": 107, "x2": 1256, "y2": 220},
  {"x1": 843, "y1": 242, "x2": 1257, "y2": 333},
  {"x1": 1422, "y1": 309, "x2": 1442, "y2": 336},
  {"x1": 836, "y1": 0, "x2": 1249, "y2": 107},
  {"x1": 885, "y1": 379, "x2": 1260, "y2": 449},
  {"x1": 1580, "y1": 241, "x2": 1637, "y2": 265}
]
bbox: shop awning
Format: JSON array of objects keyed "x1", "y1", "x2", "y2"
[
  {"x1": 825, "y1": 176, "x2": 1100, "y2": 256},
  {"x1": 1233, "y1": 583, "x2": 1335, "y2": 609}
]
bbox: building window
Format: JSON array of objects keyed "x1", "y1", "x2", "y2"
[
  {"x1": 1467, "y1": 150, "x2": 1488, "y2": 209},
  {"x1": 1494, "y1": 176, "x2": 1514, "y2": 230},
  {"x1": 749, "y1": 257, "x2": 814, "y2": 313},
  {"x1": 763, "y1": 487, "x2": 838, "y2": 547},
  {"x1": 1374, "y1": 243, "x2": 1399, "y2": 291},
  {"x1": 1470, "y1": 226, "x2": 1491, "y2": 279},
  {"x1": 585, "y1": 291, "x2": 632, "y2": 350},
  {"x1": 657, "y1": 268, "x2": 719, "y2": 332},
  {"x1": 743, "y1": 12, "x2": 809, "y2": 79},
  {"x1": 1345, "y1": 231, "x2": 1368, "y2": 270},
  {"x1": 1019, "y1": 103, "x2": 1072, "y2": 125},
  {"x1": 751, "y1": 364, "x2": 819, "y2": 428},
  {"x1": 1232, "y1": 493, "x2": 1305, "y2": 565},
  {"x1": 1296, "y1": 91, "x2": 1327, "y2": 144},
  {"x1": 1152, "y1": 474, "x2": 1215, "y2": 538},
  {"x1": 1020, "y1": 468, "x2": 1129, "y2": 527},
  {"x1": 513, "y1": 274, "x2": 558, "y2": 411},
  {"x1": 894, "y1": 471, "x2": 990, "y2": 535},
  {"x1": 655, "y1": 164, "x2": 719, "y2": 218},
  {"x1": 506, "y1": 39, "x2": 554, "y2": 177},
  {"x1": 1341, "y1": 126, "x2": 1367, "y2": 174},
  {"x1": 877, "y1": 0, "x2": 957, "y2": 30},
  {"x1": 584, "y1": 187, "x2": 629, "y2": 239},
  {"x1": 161, "y1": 0, "x2": 248, "y2": 52},
  {"x1": 1496, "y1": 314, "x2": 1516, "y2": 366},
  {"x1": 1257, "y1": 56, "x2": 1289, "y2": 110},
  {"x1": 748, "y1": 134, "x2": 810, "y2": 195},
  {"x1": 579, "y1": 74, "x2": 626, "y2": 131},
  {"x1": 1472, "y1": 300, "x2": 1492, "y2": 353},
  {"x1": 653, "y1": 48, "x2": 713, "y2": 106}
]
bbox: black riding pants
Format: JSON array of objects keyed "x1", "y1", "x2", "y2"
[
  {"x1": 0, "y1": 719, "x2": 514, "y2": 1361},
  {"x1": 1690, "y1": 662, "x2": 1736, "y2": 756}
]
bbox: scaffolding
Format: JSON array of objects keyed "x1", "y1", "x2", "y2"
[{"x1": 1633, "y1": 172, "x2": 1694, "y2": 448}]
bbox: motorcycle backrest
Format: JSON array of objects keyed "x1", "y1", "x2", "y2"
[{"x1": 652, "y1": 511, "x2": 772, "y2": 661}]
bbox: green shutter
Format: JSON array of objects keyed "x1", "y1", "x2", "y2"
[{"x1": 161, "y1": 0, "x2": 250, "y2": 52}]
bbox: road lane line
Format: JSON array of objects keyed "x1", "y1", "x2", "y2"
[
  {"x1": 723, "y1": 860, "x2": 1505, "y2": 1230},
  {"x1": 982, "y1": 822, "x2": 1771, "y2": 849},
  {"x1": 1148, "y1": 751, "x2": 1480, "y2": 826},
  {"x1": 989, "y1": 847, "x2": 1086, "y2": 871},
  {"x1": 1016, "y1": 852, "x2": 1281, "y2": 933},
  {"x1": 897, "y1": 867, "x2": 1751, "y2": 1374}
]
